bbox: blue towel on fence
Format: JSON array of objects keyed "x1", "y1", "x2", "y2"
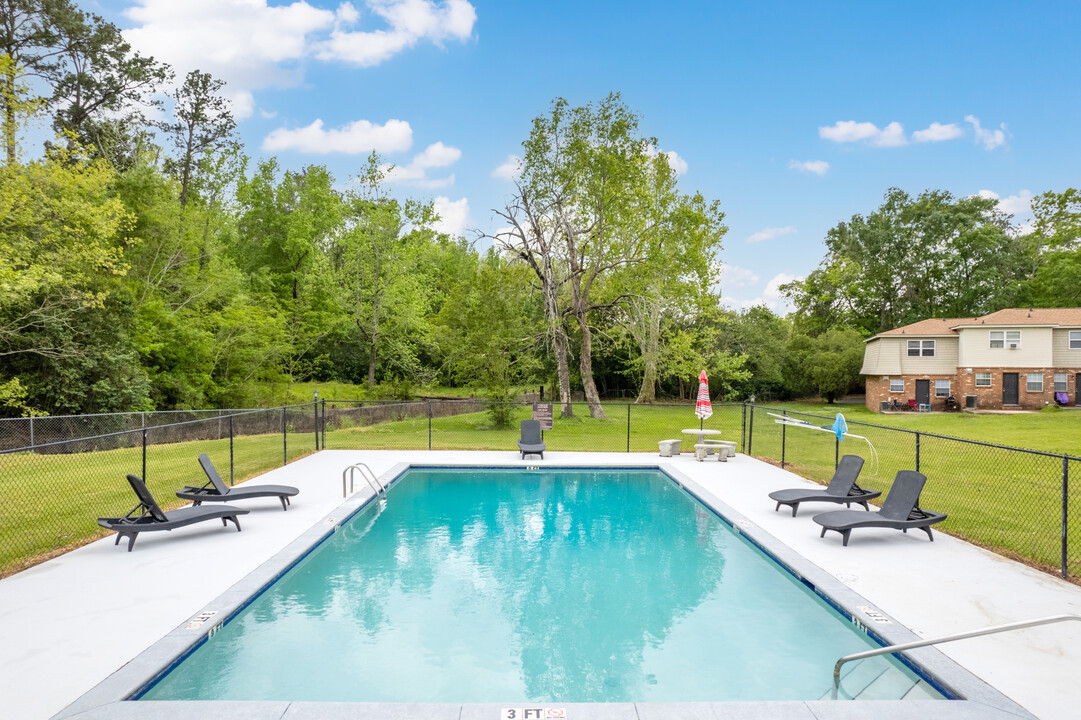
[{"x1": 830, "y1": 413, "x2": 848, "y2": 442}]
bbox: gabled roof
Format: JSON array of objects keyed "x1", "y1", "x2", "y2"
[
  {"x1": 952, "y1": 308, "x2": 1081, "y2": 328},
  {"x1": 867, "y1": 308, "x2": 1081, "y2": 342},
  {"x1": 873, "y1": 318, "x2": 968, "y2": 339}
]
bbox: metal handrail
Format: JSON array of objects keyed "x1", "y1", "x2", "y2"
[
  {"x1": 832, "y1": 614, "x2": 1081, "y2": 699},
  {"x1": 342, "y1": 462, "x2": 385, "y2": 499}
]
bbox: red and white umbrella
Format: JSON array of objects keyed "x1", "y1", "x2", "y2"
[{"x1": 694, "y1": 370, "x2": 712, "y2": 421}]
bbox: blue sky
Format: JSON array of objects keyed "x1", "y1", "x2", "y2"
[{"x1": 95, "y1": 0, "x2": 1081, "y2": 312}]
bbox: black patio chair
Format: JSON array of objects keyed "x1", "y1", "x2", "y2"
[
  {"x1": 176, "y1": 453, "x2": 298, "y2": 511},
  {"x1": 813, "y1": 470, "x2": 947, "y2": 547},
  {"x1": 518, "y1": 419, "x2": 545, "y2": 459},
  {"x1": 98, "y1": 474, "x2": 248, "y2": 552},
  {"x1": 768, "y1": 455, "x2": 880, "y2": 517}
]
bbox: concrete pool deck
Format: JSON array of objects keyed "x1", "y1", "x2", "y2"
[{"x1": 1, "y1": 450, "x2": 1078, "y2": 719}]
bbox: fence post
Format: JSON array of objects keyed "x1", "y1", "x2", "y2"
[
  {"x1": 428, "y1": 401, "x2": 432, "y2": 451},
  {"x1": 835, "y1": 437, "x2": 839, "y2": 469},
  {"x1": 741, "y1": 403, "x2": 747, "y2": 453},
  {"x1": 915, "y1": 431, "x2": 921, "y2": 472},
  {"x1": 626, "y1": 403, "x2": 630, "y2": 453},
  {"x1": 781, "y1": 410, "x2": 786, "y2": 468},
  {"x1": 747, "y1": 404, "x2": 754, "y2": 456},
  {"x1": 142, "y1": 428, "x2": 147, "y2": 481},
  {"x1": 282, "y1": 407, "x2": 287, "y2": 466},
  {"x1": 1063, "y1": 457, "x2": 1069, "y2": 579},
  {"x1": 229, "y1": 414, "x2": 234, "y2": 486},
  {"x1": 314, "y1": 400, "x2": 319, "y2": 451},
  {"x1": 321, "y1": 398, "x2": 326, "y2": 449}
]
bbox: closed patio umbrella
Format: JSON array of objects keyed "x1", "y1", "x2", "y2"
[{"x1": 695, "y1": 370, "x2": 712, "y2": 428}]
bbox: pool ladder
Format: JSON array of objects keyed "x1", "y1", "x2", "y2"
[
  {"x1": 342, "y1": 462, "x2": 386, "y2": 499},
  {"x1": 831, "y1": 613, "x2": 1081, "y2": 699}
]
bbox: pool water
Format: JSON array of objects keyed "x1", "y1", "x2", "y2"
[{"x1": 141, "y1": 467, "x2": 941, "y2": 702}]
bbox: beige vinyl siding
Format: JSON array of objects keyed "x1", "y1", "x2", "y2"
[
  {"x1": 1051, "y1": 328, "x2": 1081, "y2": 366},
  {"x1": 861, "y1": 337, "x2": 903, "y2": 374},
  {"x1": 958, "y1": 327, "x2": 1053, "y2": 368},
  {"x1": 898, "y1": 337, "x2": 958, "y2": 374}
]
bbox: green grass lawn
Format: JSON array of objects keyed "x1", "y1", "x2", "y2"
[{"x1": 2, "y1": 399, "x2": 1078, "y2": 581}]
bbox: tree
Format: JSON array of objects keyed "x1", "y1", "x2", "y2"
[
  {"x1": 1017, "y1": 189, "x2": 1081, "y2": 307},
  {"x1": 785, "y1": 188, "x2": 1025, "y2": 335},
  {"x1": 802, "y1": 327, "x2": 865, "y2": 403},
  {"x1": 0, "y1": 0, "x2": 168, "y2": 164},
  {"x1": 162, "y1": 70, "x2": 235, "y2": 209},
  {"x1": 234, "y1": 159, "x2": 343, "y2": 380},
  {"x1": 335, "y1": 155, "x2": 437, "y2": 389}
]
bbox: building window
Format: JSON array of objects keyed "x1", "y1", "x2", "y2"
[
  {"x1": 908, "y1": 339, "x2": 935, "y2": 357},
  {"x1": 990, "y1": 330, "x2": 1021, "y2": 348},
  {"x1": 935, "y1": 379, "x2": 950, "y2": 397},
  {"x1": 1055, "y1": 373, "x2": 1068, "y2": 392},
  {"x1": 1026, "y1": 373, "x2": 1043, "y2": 393},
  {"x1": 996, "y1": 330, "x2": 1019, "y2": 347},
  {"x1": 890, "y1": 378, "x2": 904, "y2": 393},
  {"x1": 975, "y1": 372, "x2": 992, "y2": 387},
  {"x1": 1071, "y1": 331, "x2": 1081, "y2": 349}
]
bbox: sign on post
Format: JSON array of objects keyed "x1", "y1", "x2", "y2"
[{"x1": 532, "y1": 403, "x2": 553, "y2": 430}]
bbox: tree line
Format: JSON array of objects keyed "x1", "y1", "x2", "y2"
[{"x1": 1, "y1": 0, "x2": 1077, "y2": 419}]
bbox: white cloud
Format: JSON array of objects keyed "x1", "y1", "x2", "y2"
[
  {"x1": 663, "y1": 150, "x2": 688, "y2": 176},
  {"x1": 912, "y1": 121, "x2": 963, "y2": 143},
  {"x1": 719, "y1": 264, "x2": 759, "y2": 289},
  {"x1": 965, "y1": 115, "x2": 1008, "y2": 150},
  {"x1": 432, "y1": 196, "x2": 471, "y2": 236},
  {"x1": 124, "y1": 1, "x2": 335, "y2": 98},
  {"x1": 746, "y1": 225, "x2": 797, "y2": 244},
  {"x1": 259, "y1": 108, "x2": 278, "y2": 120},
  {"x1": 228, "y1": 91, "x2": 255, "y2": 121},
  {"x1": 719, "y1": 270, "x2": 802, "y2": 315},
  {"x1": 316, "y1": 0, "x2": 477, "y2": 67},
  {"x1": 819, "y1": 120, "x2": 881, "y2": 143},
  {"x1": 873, "y1": 121, "x2": 907, "y2": 147},
  {"x1": 262, "y1": 118, "x2": 413, "y2": 154},
  {"x1": 976, "y1": 189, "x2": 1035, "y2": 235},
  {"x1": 381, "y1": 141, "x2": 461, "y2": 186},
  {"x1": 122, "y1": 1, "x2": 476, "y2": 122},
  {"x1": 492, "y1": 154, "x2": 522, "y2": 180},
  {"x1": 819, "y1": 120, "x2": 907, "y2": 147},
  {"x1": 788, "y1": 159, "x2": 829, "y2": 175}
]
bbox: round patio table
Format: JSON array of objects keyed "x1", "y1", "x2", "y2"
[{"x1": 681, "y1": 428, "x2": 722, "y2": 444}]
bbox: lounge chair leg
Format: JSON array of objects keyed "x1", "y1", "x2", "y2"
[
  {"x1": 859, "y1": 501, "x2": 870, "y2": 510},
  {"x1": 114, "y1": 533, "x2": 122, "y2": 546},
  {"x1": 922, "y1": 526, "x2": 934, "y2": 542},
  {"x1": 820, "y1": 527, "x2": 827, "y2": 538},
  {"x1": 279, "y1": 495, "x2": 288, "y2": 511},
  {"x1": 841, "y1": 530, "x2": 851, "y2": 547},
  {"x1": 790, "y1": 503, "x2": 798, "y2": 517},
  {"x1": 126, "y1": 533, "x2": 137, "y2": 552},
  {"x1": 226, "y1": 515, "x2": 242, "y2": 532}
]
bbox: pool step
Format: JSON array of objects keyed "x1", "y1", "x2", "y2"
[{"x1": 822, "y1": 657, "x2": 922, "y2": 700}]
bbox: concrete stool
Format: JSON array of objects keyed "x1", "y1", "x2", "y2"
[
  {"x1": 694, "y1": 443, "x2": 726, "y2": 462},
  {"x1": 658, "y1": 439, "x2": 682, "y2": 457},
  {"x1": 714, "y1": 440, "x2": 737, "y2": 458}
]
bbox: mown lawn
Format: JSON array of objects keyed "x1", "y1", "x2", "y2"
[{"x1": 2, "y1": 399, "x2": 1078, "y2": 580}]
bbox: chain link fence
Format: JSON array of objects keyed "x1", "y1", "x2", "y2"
[
  {"x1": 1, "y1": 399, "x2": 1078, "y2": 583},
  {"x1": 746, "y1": 405, "x2": 1081, "y2": 581}
]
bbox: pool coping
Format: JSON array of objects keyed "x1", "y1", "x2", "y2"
[{"x1": 55, "y1": 462, "x2": 1035, "y2": 720}]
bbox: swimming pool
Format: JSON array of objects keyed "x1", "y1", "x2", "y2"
[{"x1": 139, "y1": 466, "x2": 942, "y2": 703}]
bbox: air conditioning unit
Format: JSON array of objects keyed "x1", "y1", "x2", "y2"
[{"x1": 1008, "y1": 342, "x2": 1019, "y2": 349}]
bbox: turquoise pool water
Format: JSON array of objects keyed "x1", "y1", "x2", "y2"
[{"x1": 141, "y1": 467, "x2": 940, "y2": 702}]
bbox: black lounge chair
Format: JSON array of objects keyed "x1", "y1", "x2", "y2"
[
  {"x1": 98, "y1": 474, "x2": 248, "y2": 552},
  {"x1": 176, "y1": 454, "x2": 299, "y2": 510},
  {"x1": 813, "y1": 470, "x2": 947, "y2": 546},
  {"x1": 768, "y1": 455, "x2": 880, "y2": 516},
  {"x1": 518, "y1": 419, "x2": 545, "y2": 459}
]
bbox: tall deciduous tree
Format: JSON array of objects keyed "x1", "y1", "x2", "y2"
[{"x1": 163, "y1": 70, "x2": 235, "y2": 209}]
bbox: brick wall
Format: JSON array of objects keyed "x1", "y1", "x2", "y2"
[{"x1": 866, "y1": 367, "x2": 1081, "y2": 411}]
